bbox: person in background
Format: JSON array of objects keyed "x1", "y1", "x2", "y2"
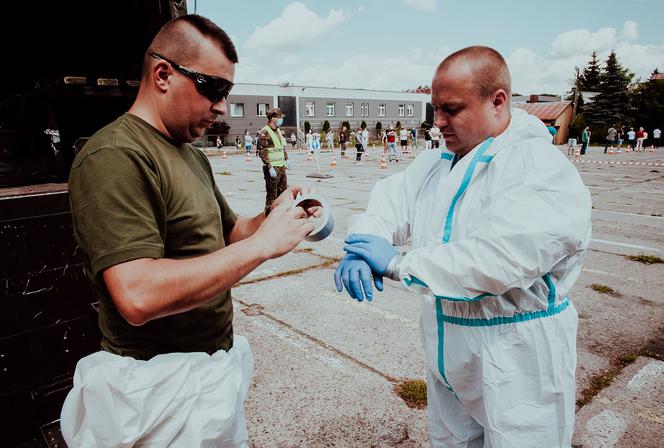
[
  {"x1": 653, "y1": 127, "x2": 661, "y2": 149},
  {"x1": 567, "y1": 125, "x2": 577, "y2": 157},
  {"x1": 635, "y1": 127, "x2": 645, "y2": 152},
  {"x1": 546, "y1": 121, "x2": 557, "y2": 143},
  {"x1": 354, "y1": 127, "x2": 365, "y2": 165},
  {"x1": 399, "y1": 127, "x2": 409, "y2": 153},
  {"x1": 258, "y1": 108, "x2": 290, "y2": 213},
  {"x1": 429, "y1": 124, "x2": 441, "y2": 149},
  {"x1": 339, "y1": 126, "x2": 348, "y2": 157},
  {"x1": 580, "y1": 126, "x2": 590, "y2": 156},
  {"x1": 326, "y1": 129, "x2": 335, "y2": 150},
  {"x1": 386, "y1": 126, "x2": 398, "y2": 162},
  {"x1": 244, "y1": 130, "x2": 253, "y2": 153},
  {"x1": 604, "y1": 125, "x2": 617, "y2": 154},
  {"x1": 410, "y1": 127, "x2": 418, "y2": 149}
]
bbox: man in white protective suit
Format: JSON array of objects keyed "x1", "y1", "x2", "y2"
[{"x1": 334, "y1": 46, "x2": 591, "y2": 447}]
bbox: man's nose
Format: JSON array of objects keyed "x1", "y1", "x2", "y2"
[
  {"x1": 211, "y1": 98, "x2": 227, "y2": 115},
  {"x1": 434, "y1": 111, "x2": 447, "y2": 128}
]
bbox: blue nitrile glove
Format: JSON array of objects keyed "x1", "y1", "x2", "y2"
[
  {"x1": 269, "y1": 167, "x2": 277, "y2": 178},
  {"x1": 343, "y1": 234, "x2": 398, "y2": 277},
  {"x1": 286, "y1": 159, "x2": 292, "y2": 170},
  {"x1": 333, "y1": 254, "x2": 383, "y2": 302}
]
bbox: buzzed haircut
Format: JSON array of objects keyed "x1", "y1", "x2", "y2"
[
  {"x1": 142, "y1": 14, "x2": 238, "y2": 78},
  {"x1": 436, "y1": 46, "x2": 511, "y2": 99}
]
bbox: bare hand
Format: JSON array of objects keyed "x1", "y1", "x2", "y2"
[{"x1": 254, "y1": 200, "x2": 316, "y2": 259}]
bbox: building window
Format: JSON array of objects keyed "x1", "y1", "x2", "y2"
[
  {"x1": 326, "y1": 102, "x2": 335, "y2": 116},
  {"x1": 360, "y1": 103, "x2": 369, "y2": 117},
  {"x1": 230, "y1": 103, "x2": 244, "y2": 117},
  {"x1": 378, "y1": 104, "x2": 385, "y2": 117},
  {"x1": 305, "y1": 101, "x2": 315, "y2": 117},
  {"x1": 257, "y1": 103, "x2": 269, "y2": 116},
  {"x1": 345, "y1": 103, "x2": 354, "y2": 117},
  {"x1": 407, "y1": 104, "x2": 414, "y2": 117},
  {"x1": 398, "y1": 104, "x2": 405, "y2": 117}
]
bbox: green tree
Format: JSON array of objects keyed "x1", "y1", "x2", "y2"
[
  {"x1": 586, "y1": 51, "x2": 634, "y2": 130},
  {"x1": 632, "y1": 70, "x2": 664, "y2": 132},
  {"x1": 395, "y1": 120, "x2": 402, "y2": 130},
  {"x1": 304, "y1": 121, "x2": 311, "y2": 133},
  {"x1": 322, "y1": 120, "x2": 330, "y2": 132},
  {"x1": 375, "y1": 121, "x2": 383, "y2": 136},
  {"x1": 341, "y1": 120, "x2": 351, "y2": 131},
  {"x1": 579, "y1": 51, "x2": 602, "y2": 92},
  {"x1": 360, "y1": 120, "x2": 367, "y2": 130}
]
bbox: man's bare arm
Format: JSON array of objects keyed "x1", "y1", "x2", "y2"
[{"x1": 103, "y1": 201, "x2": 314, "y2": 326}]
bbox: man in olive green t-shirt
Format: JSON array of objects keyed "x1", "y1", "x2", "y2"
[{"x1": 69, "y1": 15, "x2": 315, "y2": 361}]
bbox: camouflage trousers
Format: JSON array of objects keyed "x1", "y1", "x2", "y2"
[{"x1": 263, "y1": 165, "x2": 288, "y2": 213}]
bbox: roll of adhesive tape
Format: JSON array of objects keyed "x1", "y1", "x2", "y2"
[{"x1": 292, "y1": 194, "x2": 335, "y2": 242}]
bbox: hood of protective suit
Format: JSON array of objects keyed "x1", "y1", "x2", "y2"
[{"x1": 488, "y1": 107, "x2": 552, "y2": 153}]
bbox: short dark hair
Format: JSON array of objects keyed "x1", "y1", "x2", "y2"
[
  {"x1": 436, "y1": 46, "x2": 511, "y2": 99},
  {"x1": 142, "y1": 14, "x2": 237, "y2": 78}
]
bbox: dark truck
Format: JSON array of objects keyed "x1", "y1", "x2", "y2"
[{"x1": 0, "y1": 2, "x2": 187, "y2": 445}]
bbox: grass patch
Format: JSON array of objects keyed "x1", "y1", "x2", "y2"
[
  {"x1": 619, "y1": 353, "x2": 637, "y2": 365},
  {"x1": 652, "y1": 213, "x2": 662, "y2": 217},
  {"x1": 216, "y1": 171, "x2": 232, "y2": 176},
  {"x1": 590, "y1": 284, "x2": 621, "y2": 297},
  {"x1": 626, "y1": 254, "x2": 664, "y2": 265},
  {"x1": 395, "y1": 379, "x2": 427, "y2": 409}
]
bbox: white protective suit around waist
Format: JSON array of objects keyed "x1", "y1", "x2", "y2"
[
  {"x1": 60, "y1": 336, "x2": 253, "y2": 448},
  {"x1": 348, "y1": 108, "x2": 592, "y2": 387}
]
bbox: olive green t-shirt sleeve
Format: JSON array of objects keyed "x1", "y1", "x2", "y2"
[
  {"x1": 195, "y1": 146, "x2": 237, "y2": 238},
  {"x1": 70, "y1": 146, "x2": 165, "y2": 278}
]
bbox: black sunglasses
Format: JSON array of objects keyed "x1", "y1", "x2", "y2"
[{"x1": 150, "y1": 52, "x2": 234, "y2": 103}]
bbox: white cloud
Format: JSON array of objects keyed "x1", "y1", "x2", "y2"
[
  {"x1": 551, "y1": 27, "x2": 616, "y2": 59},
  {"x1": 507, "y1": 21, "x2": 664, "y2": 95},
  {"x1": 620, "y1": 20, "x2": 638, "y2": 41},
  {"x1": 358, "y1": 5, "x2": 366, "y2": 13},
  {"x1": 403, "y1": 0, "x2": 437, "y2": 12},
  {"x1": 245, "y1": 2, "x2": 346, "y2": 51}
]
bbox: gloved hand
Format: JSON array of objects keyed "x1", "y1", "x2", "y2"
[
  {"x1": 343, "y1": 233, "x2": 398, "y2": 276},
  {"x1": 286, "y1": 159, "x2": 292, "y2": 170},
  {"x1": 334, "y1": 254, "x2": 383, "y2": 302},
  {"x1": 269, "y1": 167, "x2": 277, "y2": 178}
]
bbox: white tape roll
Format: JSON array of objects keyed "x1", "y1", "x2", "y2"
[{"x1": 292, "y1": 194, "x2": 335, "y2": 242}]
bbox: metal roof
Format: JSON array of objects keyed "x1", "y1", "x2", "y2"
[{"x1": 514, "y1": 101, "x2": 572, "y2": 120}]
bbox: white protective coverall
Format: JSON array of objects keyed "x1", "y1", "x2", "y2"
[
  {"x1": 348, "y1": 109, "x2": 591, "y2": 447},
  {"x1": 60, "y1": 336, "x2": 253, "y2": 448}
]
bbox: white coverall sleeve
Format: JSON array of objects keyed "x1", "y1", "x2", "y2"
[{"x1": 397, "y1": 152, "x2": 592, "y2": 298}]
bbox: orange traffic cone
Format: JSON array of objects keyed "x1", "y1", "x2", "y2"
[
  {"x1": 222, "y1": 150, "x2": 227, "y2": 159},
  {"x1": 330, "y1": 154, "x2": 337, "y2": 167},
  {"x1": 380, "y1": 153, "x2": 387, "y2": 170},
  {"x1": 245, "y1": 152, "x2": 251, "y2": 162},
  {"x1": 307, "y1": 152, "x2": 312, "y2": 161}
]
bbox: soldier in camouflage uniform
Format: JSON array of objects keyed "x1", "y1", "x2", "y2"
[{"x1": 258, "y1": 107, "x2": 290, "y2": 213}]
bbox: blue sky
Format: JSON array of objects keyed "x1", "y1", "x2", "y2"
[{"x1": 189, "y1": 0, "x2": 664, "y2": 95}]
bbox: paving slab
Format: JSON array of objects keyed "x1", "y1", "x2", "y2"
[
  {"x1": 573, "y1": 356, "x2": 664, "y2": 448},
  {"x1": 233, "y1": 268, "x2": 426, "y2": 380},
  {"x1": 233, "y1": 302, "x2": 429, "y2": 447}
]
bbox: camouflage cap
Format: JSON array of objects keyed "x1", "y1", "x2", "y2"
[{"x1": 267, "y1": 107, "x2": 285, "y2": 119}]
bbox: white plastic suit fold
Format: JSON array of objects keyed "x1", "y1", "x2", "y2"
[
  {"x1": 348, "y1": 109, "x2": 592, "y2": 447},
  {"x1": 60, "y1": 336, "x2": 253, "y2": 448}
]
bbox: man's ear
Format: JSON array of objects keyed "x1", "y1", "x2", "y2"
[
  {"x1": 153, "y1": 62, "x2": 171, "y2": 92},
  {"x1": 492, "y1": 89, "x2": 508, "y2": 113}
]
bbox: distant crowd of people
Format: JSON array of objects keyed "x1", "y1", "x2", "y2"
[
  {"x1": 565, "y1": 124, "x2": 661, "y2": 157},
  {"x1": 223, "y1": 124, "x2": 446, "y2": 164}
]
